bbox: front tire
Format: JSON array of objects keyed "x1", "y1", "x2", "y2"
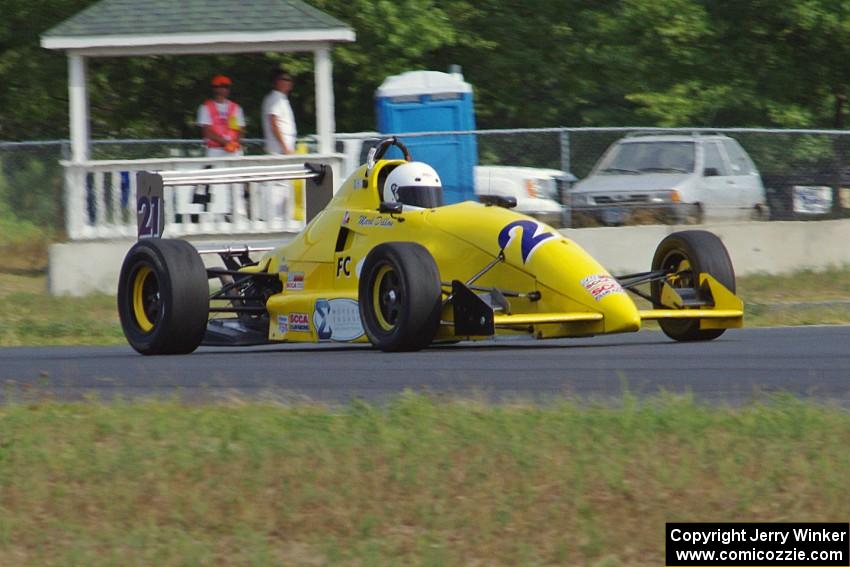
[
  {"x1": 117, "y1": 239, "x2": 209, "y2": 355},
  {"x1": 358, "y1": 242, "x2": 442, "y2": 352},
  {"x1": 650, "y1": 230, "x2": 735, "y2": 342}
]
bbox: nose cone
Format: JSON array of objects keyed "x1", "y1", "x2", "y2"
[
  {"x1": 427, "y1": 203, "x2": 641, "y2": 334},
  {"x1": 526, "y1": 238, "x2": 641, "y2": 334}
]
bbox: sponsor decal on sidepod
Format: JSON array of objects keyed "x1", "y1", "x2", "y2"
[
  {"x1": 288, "y1": 313, "x2": 310, "y2": 333},
  {"x1": 285, "y1": 272, "x2": 304, "y2": 291},
  {"x1": 313, "y1": 298, "x2": 364, "y2": 341}
]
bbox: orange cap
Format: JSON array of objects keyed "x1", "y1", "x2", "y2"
[{"x1": 211, "y1": 75, "x2": 232, "y2": 87}]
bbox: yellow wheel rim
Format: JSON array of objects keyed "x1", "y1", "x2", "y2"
[
  {"x1": 372, "y1": 264, "x2": 398, "y2": 331},
  {"x1": 132, "y1": 265, "x2": 156, "y2": 332},
  {"x1": 669, "y1": 258, "x2": 692, "y2": 287}
]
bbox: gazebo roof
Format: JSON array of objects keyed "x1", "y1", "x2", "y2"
[{"x1": 41, "y1": 0, "x2": 355, "y2": 55}]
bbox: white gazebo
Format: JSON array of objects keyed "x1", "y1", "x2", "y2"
[
  {"x1": 41, "y1": 0, "x2": 355, "y2": 242},
  {"x1": 42, "y1": 0, "x2": 355, "y2": 160}
]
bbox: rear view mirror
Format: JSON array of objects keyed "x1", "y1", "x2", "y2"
[
  {"x1": 479, "y1": 195, "x2": 517, "y2": 209},
  {"x1": 379, "y1": 201, "x2": 404, "y2": 214}
]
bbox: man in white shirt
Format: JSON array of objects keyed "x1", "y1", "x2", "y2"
[
  {"x1": 261, "y1": 69, "x2": 298, "y2": 223},
  {"x1": 262, "y1": 69, "x2": 297, "y2": 155}
]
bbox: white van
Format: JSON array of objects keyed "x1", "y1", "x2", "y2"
[
  {"x1": 569, "y1": 133, "x2": 768, "y2": 225},
  {"x1": 475, "y1": 165, "x2": 573, "y2": 227}
]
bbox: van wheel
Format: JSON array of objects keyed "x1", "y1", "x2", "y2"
[
  {"x1": 650, "y1": 230, "x2": 735, "y2": 342},
  {"x1": 685, "y1": 203, "x2": 704, "y2": 225},
  {"x1": 358, "y1": 243, "x2": 442, "y2": 352},
  {"x1": 117, "y1": 239, "x2": 209, "y2": 355},
  {"x1": 751, "y1": 204, "x2": 770, "y2": 221}
]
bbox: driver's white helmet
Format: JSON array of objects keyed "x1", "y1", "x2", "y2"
[{"x1": 383, "y1": 162, "x2": 444, "y2": 208}]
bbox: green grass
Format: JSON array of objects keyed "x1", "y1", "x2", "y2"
[
  {"x1": 738, "y1": 266, "x2": 850, "y2": 302},
  {"x1": 0, "y1": 394, "x2": 847, "y2": 566},
  {"x1": 0, "y1": 273, "x2": 123, "y2": 346},
  {"x1": 1, "y1": 267, "x2": 850, "y2": 347},
  {"x1": 0, "y1": 211, "x2": 43, "y2": 247}
]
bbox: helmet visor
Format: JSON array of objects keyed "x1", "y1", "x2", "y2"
[{"x1": 396, "y1": 185, "x2": 444, "y2": 208}]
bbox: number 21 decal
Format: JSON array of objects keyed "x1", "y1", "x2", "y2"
[
  {"x1": 137, "y1": 195, "x2": 161, "y2": 238},
  {"x1": 497, "y1": 220, "x2": 555, "y2": 263}
]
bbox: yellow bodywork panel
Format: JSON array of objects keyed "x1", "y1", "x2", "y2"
[
  {"x1": 493, "y1": 312, "x2": 604, "y2": 326},
  {"x1": 640, "y1": 309, "x2": 743, "y2": 320},
  {"x1": 639, "y1": 274, "x2": 743, "y2": 329}
]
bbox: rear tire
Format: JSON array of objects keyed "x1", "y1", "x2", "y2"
[
  {"x1": 117, "y1": 239, "x2": 209, "y2": 355},
  {"x1": 358, "y1": 242, "x2": 442, "y2": 352},
  {"x1": 650, "y1": 230, "x2": 735, "y2": 342}
]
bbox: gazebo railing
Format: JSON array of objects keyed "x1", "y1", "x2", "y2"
[{"x1": 61, "y1": 153, "x2": 344, "y2": 240}]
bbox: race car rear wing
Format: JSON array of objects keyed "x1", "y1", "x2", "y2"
[{"x1": 135, "y1": 163, "x2": 333, "y2": 239}]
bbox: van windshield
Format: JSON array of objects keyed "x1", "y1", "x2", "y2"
[{"x1": 597, "y1": 141, "x2": 695, "y2": 174}]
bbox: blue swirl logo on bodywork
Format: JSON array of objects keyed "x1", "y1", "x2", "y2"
[
  {"x1": 497, "y1": 220, "x2": 555, "y2": 263},
  {"x1": 314, "y1": 299, "x2": 332, "y2": 340},
  {"x1": 313, "y1": 298, "x2": 364, "y2": 341}
]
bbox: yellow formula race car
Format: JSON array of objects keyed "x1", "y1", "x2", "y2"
[{"x1": 117, "y1": 138, "x2": 743, "y2": 355}]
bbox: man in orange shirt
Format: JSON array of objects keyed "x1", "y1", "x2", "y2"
[
  {"x1": 197, "y1": 75, "x2": 245, "y2": 157},
  {"x1": 192, "y1": 75, "x2": 247, "y2": 220}
]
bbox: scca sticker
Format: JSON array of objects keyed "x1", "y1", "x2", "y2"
[
  {"x1": 288, "y1": 312, "x2": 310, "y2": 333},
  {"x1": 497, "y1": 220, "x2": 555, "y2": 263},
  {"x1": 285, "y1": 272, "x2": 304, "y2": 291},
  {"x1": 581, "y1": 274, "x2": 624, "y2": 301}
]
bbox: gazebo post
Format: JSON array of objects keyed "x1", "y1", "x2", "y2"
[
  {"x1": 68, "y1": 54, "x2": 90, "y2": 163},
  {"x1": 314, "y1": 46, "x2": 334, "y2": 154},
  {"x1": 65, "y1": 53, "x2": 90, "y2": 239}
]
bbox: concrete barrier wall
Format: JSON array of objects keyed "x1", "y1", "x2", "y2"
[
  {"x1": 48, "y1": 239, "x2": 136, "y2": 297},
  {"x1": 48, "y1": 235, "x2": 290, "y2": 296},
  {"x1": 48, "y1": 219, "x2": 850, "y2": 296},
  {"x1": 565, "y1": 219, "x2": 850, "y2": 276}
]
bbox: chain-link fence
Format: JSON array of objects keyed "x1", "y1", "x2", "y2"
[
  {"x1": 2, "y1": 128, "x2": 850, "y2": 239},
  {"x1": 377, "y1": 128, "x2": 850, "y2": 225},
  {"x1": 559, "y1": 128, "x2": 850, "y2": 222},
  {"x1": 0, "y1": 141, "x2": 68, "y2": 232}
]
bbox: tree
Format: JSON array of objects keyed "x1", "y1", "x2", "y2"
[
  {"x1": 0, "y1": 0, "x2": 93, "y2": 140},
  {"x1": 309, "y1": 0, "x2": 469, "y2": 132},
  {"x1": 4, "y1": 0, "x2": 850, "y2": 141}
]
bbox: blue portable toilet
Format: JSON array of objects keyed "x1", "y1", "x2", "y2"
[{"x1": 375, "y1": 70, "x2": 477, "y2": 204}]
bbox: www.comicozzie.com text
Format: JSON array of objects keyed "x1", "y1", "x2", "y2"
[{"x1": 670, "y1": 527, "x2": 848, "y2": 546}]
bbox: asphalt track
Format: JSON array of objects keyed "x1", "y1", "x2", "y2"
[{"x1": 1, "y1": 326, "x2": 848, "y2": 405}]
